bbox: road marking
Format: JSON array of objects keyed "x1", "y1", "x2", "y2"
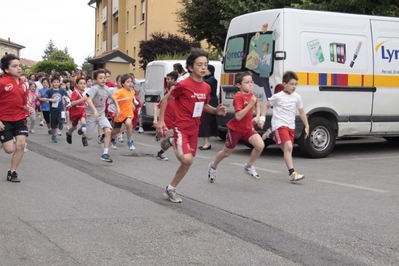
[
  {"x1": 196, "y1": 155, "x2": 211, "y2": 159},
  {"x1": 317, "y1": 179, "x2": 388, "y2": 193},
  {"x1": 231, "y1": 163, "x2": 281, "y2": 174}
]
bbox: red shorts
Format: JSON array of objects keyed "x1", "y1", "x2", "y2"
[
  {"x1": 70, "y1": 112, "x2": 86, "y2": 127},
  {"x1": 273, "y1": 126, "x2": 295, "y2": 145},
  {"x1": 225, "y1": 127, "x2": 258, "y2": 149},
  {"x1": 173, "y1": 125, "x2": 199, "y2": 157},
  {"x1": 132, "y1": 109, "x2": 139, "y2": 127},
  {"x1": 66, "y1": 106, "x2": 71, "y2": 112}
]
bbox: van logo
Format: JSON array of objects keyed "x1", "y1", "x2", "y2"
[{"x1": 376, "y1": 40, "x2": 399, "y2": 63}]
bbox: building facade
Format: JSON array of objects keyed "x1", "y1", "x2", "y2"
[
  {"x1": 88, "y1": 0, "x2": 183, "y2": 79},
  {"x1": 0, "y1": 38, "x2": 25, "y2": 57}
]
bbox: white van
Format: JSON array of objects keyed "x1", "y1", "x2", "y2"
[
  {"x1": 142, "y1": 59, "x2": 222, "y2": 125},
  {"x1": 219, "y1": 8, "x2": 399, "y2": 158}
]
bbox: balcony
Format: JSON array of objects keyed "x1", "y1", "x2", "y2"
[{"x1": 112, "y1": 33, "x2": 118, "y2": 49}]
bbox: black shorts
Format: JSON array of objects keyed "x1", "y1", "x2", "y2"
[
  {"x1": 50, "y1": 111, "x2": 65, "y2": 129},
  {"x1": 0, "y1": 120, "x2": 28, "y2": 143},
  {"x1": 113, "y1": 117, "x2": 131, "y2": 129},
  {"x1": 42, "y1": 111, "x2": 50, "y2": 124}
]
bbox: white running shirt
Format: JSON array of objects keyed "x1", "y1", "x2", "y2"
[{"x1": 268, "y1": 91, "x2": 303, "y2": 131}]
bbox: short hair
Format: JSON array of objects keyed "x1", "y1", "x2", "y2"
[
  {"x1": 28, "y1": 82, "x2": 36, "y2": 88},
  {"x1": 282, "y1": 71, "x2": 298, "y2": 83},
  {"x1": 75, "y1": 77, "x2": 86, "y2": 85},
  {"x1": 1, "y1": 54, "x2": 20, "y2": 73},
  {"x1": 93, "y1": 69, "x2": 106, "y2": 80},
  {"x1": 235, "y1": 71, "x2": 252, "y2": 84},
  {"x1": 173, "y1": 63, "x2": 184, "y2": 74},
  {"x1": 120, "y1": 73, "x2": 132, "y2": 85},
  {"x1": 86, "y1": 76, "x2": 92, "y2": 82},
  {"x1": 115, "y1": 74, "x2": 122, "y2": 83},
  {"x1": 186, "y1": 48, "x2": 208, "y2": 73},
  {"x1": 42, "y1": 77, "x2": 50, "y2": 84},
  {"x1": 51, "y1": 76, "x2": 60, "y2": 83},
  {"x1": 104, "y1": 69, "x2": 111, "y2": 75},
  {"x1": 166, "y1": 71, "x2": 178, "y2": 82}
]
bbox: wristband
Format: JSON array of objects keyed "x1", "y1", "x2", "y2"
[
  {"x1": 214, "y1": 108, "x2": 217, "y2": 114},
  {"x1": 259, "y1": 116, "x2": 266, "y2": 122}
]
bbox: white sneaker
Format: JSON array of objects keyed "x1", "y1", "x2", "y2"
[
  {"x1": 117, "y1": 133, "x2": 124, "y2": 143},
  {"x1": 29, "y1": 129, "x2": 35, "y2": 133},
  {"x1": 66, "y1": 125, "x2": 70, "y2": 130},
  {"x1": 24, "y1": 143, "x2": 28, "y2": 152},
  {"x1": 290, "y1": 172, "x2": 305, "y2": 181},
  {"x1": 138, "y1": 127, "x2": 144, "y2": 133},
  {"x1": 244, "y1": 164, "x2": 260, "y2": 180},
  {"x1": 207, "y1": 163, "x2": 217, "y2": 183},
  {"x1": 262, "y1": 128, "x2": 273, "y2": 140},
  {"x1": 56, "y1": 129, "x2": 62, "y2": 136},
  {"x1": 110, "y1": 140, "x2": 117, "y2": 150},
  {"x1": 39, "y1": 121, "x2": 44, "y2": 126}
]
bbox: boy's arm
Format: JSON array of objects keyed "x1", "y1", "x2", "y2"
[
  {"x1": 204, "y1": 103, "x2": 227, "y2": 116},
  {"x1": 155, "y1": 93, "x2": 173, "y2": 135},
  {"x1": 109, "y1": 94, "x2": 121, "y2": 120},
  {"x1": 86, "y1": 96, "x2": 99, "y2": 120},
  {"x1": 298, "y1": 108, "x2": 310, "y2": 139},
  {"x1": 153, "y1": 105, "x2": 159, "y2": 126},
  {"x1": 234, "y1": 95, "x2": 257, "y2": 121},
  {"x1": 252, "y1": 100, "x2": 261, "y2": 124},
  {"x1": 71, "y1": 95, "x2": 88, "y2": 106},
  {"x1": 257, "y1": 101, "x2": 271, "y2": 129}
]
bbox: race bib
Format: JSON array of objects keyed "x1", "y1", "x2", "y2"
[{"x1": 192, "y1": 102, "x2": 204, "y2": 118}]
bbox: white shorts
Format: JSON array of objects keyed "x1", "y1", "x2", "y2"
[{"x1": 86, "y1": 115, "x2": 112, "y2": 139}]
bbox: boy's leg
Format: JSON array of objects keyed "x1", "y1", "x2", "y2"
[
  {"x1": 11, "y1": 134, "x2": 27, "y2": 172},
  {"x1": 85, "y1": 116, "x2": 97, "y2": 140},
  {"x1": 280, "y1": 141, "x2": 294, "y2": 169},
  {"x1": 247, "y1": 133, "x2": 265, "y2": 165}
]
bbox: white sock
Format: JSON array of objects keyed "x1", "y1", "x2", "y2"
[
  {"x1": 167, "y1": 184, "x2": 175, "y2": 190},
  {"x1": 103, "y1": 148, "x2": 109, "y2": 154}
]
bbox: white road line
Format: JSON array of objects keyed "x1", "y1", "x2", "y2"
[
  {"x1": 195, "y1": 155, "x2": 211, "y2": 159},
  {"x1": 231, "y1": 163, "x2": 281, "y2": 174},
  {"x1": 317, "y1": 179, "x2": 388, "y2": 193}
]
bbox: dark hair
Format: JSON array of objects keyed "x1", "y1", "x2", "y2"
[
  {"x1": 86, "y1": 76, "x2": 92, "y2": 81},
  {"x1": 51, "y1": 76, "x2": 60, "y2": 83},
  {"x1": 120, "y1": 73, "x2": 132, "y2": 85},
  {"x1": 173, "y1": 63, "x2": 184, "y2": 74},
  {"x1": 93, "y1": 69, "x2": 106, "y2": 80},
  {"x1": 186, "y1": 48, "x2": 208, "y2": 73},
  {"x1": 1, "y1": 54, "x2": 20, "y2": 72},
  {"x1": 28, "y1": 82, "x2": 36, "y2": 88},
  {"x1": 104, "y1": 69, "x2": 111, "y2": 75},
  {"x1": 282, "y1": 71, "x2": 298, "y2": 83},
  {"x1": 42, "y1": 77, "x2": 50, "y2": 84},
  {"x1": 167, "y1": 71, "x2": 178, "y2": 81},
  {"x1": 75, "y1": 77, "x2": 86, "y2": 85},
  {"x1": 235, "y1": 71, "x2": 252, "y2": 84},
  {"x1": 115, "y1": 74, "x2": 122, "y2": 83}
]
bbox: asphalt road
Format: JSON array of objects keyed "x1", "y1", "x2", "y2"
[{"x1": 1, "y1": 125, "x2": 398, "y2": 266}]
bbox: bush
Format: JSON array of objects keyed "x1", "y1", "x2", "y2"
[{"x1": 30, "y1": 60, "x2": 76, "y2": 75}]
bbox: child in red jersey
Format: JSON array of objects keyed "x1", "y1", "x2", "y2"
[
  {"x1": 156, "y1": 48, "x2": 227, "y2": 203},
  {"x1": 207, "y1": 71, "x2": 264, "y2": 183},
  {"x1": 0, "y1": 54, "x2": 34, "y2": 183},
  {"x1": 66, "y1": 77, "x2": 88, "y2": 146}
]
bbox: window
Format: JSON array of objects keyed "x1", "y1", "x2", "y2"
[
  {"x1": 134, "y1": 5, "x2": 137, "y2": 27},
  {"x1": 126, "y1": 11, "x2": 129, "y2": 32},
  {"x1": 113, "y1": 16, "x2": 118, "y2": 34},
  {"x1": 224, "y1": 32, "x2": 275, "y2": 79},
  {"x1": 141, "y1": 0, "x2": 145, "y2": 21}
]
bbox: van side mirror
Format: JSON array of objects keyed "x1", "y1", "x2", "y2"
[{"x1": 274, "y1": 51, "x2": 286, "y2": 60}]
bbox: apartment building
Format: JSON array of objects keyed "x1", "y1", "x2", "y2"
[
  {"x1": 88, "y1": 0, "x2": 183, "y2": 79},
  {"x1": 0, "y1": 38, "x2": 25, "y2": 57}
]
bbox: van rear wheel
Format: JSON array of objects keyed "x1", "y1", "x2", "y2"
[{"x1": 298, "y1": 117, "x2": 335, "y2": 158}]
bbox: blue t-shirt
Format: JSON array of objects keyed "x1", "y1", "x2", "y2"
[
  {"x1": 45, "y1": 88, "x2": 68, "y2": 112},
  {"x1": 39, "y1": 87, "x2": 51, "y2": 111}
]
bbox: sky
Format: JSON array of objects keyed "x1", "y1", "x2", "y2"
[{"x1": 0, "y1": 0, "x2": 95, "y2": 66}]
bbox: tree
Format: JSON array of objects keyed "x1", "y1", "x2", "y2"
[
  {"x1": 48, "y1": 50, "x2": 74, "y2": 62},
  {"x1": 138, "y1": 32, "x2": 200, "y2": 70},
  {"x1": 176, "y1": 0, "x2": 226, "y2": 53},
  {"x1": 82, "y1": 55, "x2": 93, "y2": 76},
  {"x1": 42, "y1": 40, "x2": 57, "y2": 60}
]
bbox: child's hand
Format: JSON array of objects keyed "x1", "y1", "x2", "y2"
[
  {"x1": 94, "y1": 111, "x2": 99, "y2": 121},
  {"x1": 215, "y1": 104, "x2": 227, "y2": 116},
  {"x1": 115, "y1": 111, "x2": 120, "y2": 121},
  {"x1": 252, "y1": 117, "x2": 259, "y2": 125},
  {"x1": 257, "y1": 121, "x2": 265, "y2": 129}
]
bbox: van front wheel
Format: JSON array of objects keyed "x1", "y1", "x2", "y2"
[{"x1": 298, "y1": 117, "x2": 335, "y2": 158}]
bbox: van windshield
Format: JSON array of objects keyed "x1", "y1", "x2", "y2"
[{"x1": 224, "y1": 32, "x2": 274, "y2": 79}]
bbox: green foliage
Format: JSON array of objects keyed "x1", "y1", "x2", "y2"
[
  {"x1": 155, "y1": 52, "x2": 188, "y2": 60},
  {"x1": 48, "y1": 50, "x2": 74, "y2": 62},
  {"x1": 31, "y1": 60, "x2": 76, "y2": 75},
  {"x1": 42, "y1": 40, "x2": 57, "y2": 61},
  {"x1": 82, "y1": 55, "x2": 93, "y2": 76},
  {"x1": 138, "y1": 32, "x2": 200, "y2": 70}
]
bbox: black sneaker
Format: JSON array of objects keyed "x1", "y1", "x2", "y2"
[
  {"x1": 7, "y1": 170, "x2": 21, "y2": 183},
  {"x1": 48, "y1": 129, "x2": 52, "y2": 135},
  {"x1": 66, "y1": 132, "x2": 72, "y2": 144},
  {"x1": 101, "y1": 153, "x2": 113, "y2": 163},
  {"x1": 82, "y1": 138, "x2": 88, "y2": 147},
  {"x1": 77, "y1": 127, "x2": 83, "y2": 135}
]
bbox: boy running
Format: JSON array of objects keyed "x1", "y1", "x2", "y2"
[
  {"x1": 44, "y1": 77, "x2": 68, "y2": 143},
  {"x1": 66, "y1": 77, "x2": 88, "y2": 146},
  {"x1": 258, "y1": 71, "x2": 309, "y2": 181},
  {"x1": 156, "y1": 48, "x2": 227, "y2": 203},
  {"x1": 110, "y1": 74, "x2": 136, "y2": 151},
  {"x1": 208, "y1": 71, "x2": 264, "y2": 182},
  {"x1": 86, "y1": 69, "x2": 120, "y2": 162}
]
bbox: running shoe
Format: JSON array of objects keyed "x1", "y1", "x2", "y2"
[
  {"x1": 51, "y1": 136, "x2": 58, "y2": 143},
  {"x1": 244, "y1": 164, "x2": 260, "y2": 180},
  {"x1": 262, "y1": 128, "x2": 273, "y2": 140},
  {"x1": 117, "y1": 133, "x2": 124, "y2": 143},
  {"x1": 138, "y1": 126, "x2": 144, "y2": 133},
  {"x1": 290, "y1": 172, "x2": 305, "y2": 181},
  {"x1": 82, "y1": 137, "x2": 88, "y2": 147},
  {"x1": 29, "y1": 129, "x2": 35, "y2": 133},
  {"x1": 97, "y1": 134, "x2": 105, "y2": 144},
  {"x1": 155, "y1": 152, "x2": 168, "y2": 161},
  {"x1": 127, "y1": 140, "x2": 136, "y2": 151},
  {"x1": 7, "y1": 170, "x2": 21, "y2": 183},
  {"x1": 101, "y1": 153, "x2": 113, "y2": 163},
  {"x1": 110, "y1": 140, "x2": 117, "y2": 150},
  {"x1": 66, "y1": 132, "x2": 72, "y2": 144},
  {"x1": 207, "y1": 163, "x2": 217, "y2": 183},
  {"x1": 56, "y1": 128, "x2": 62, "y2": 136},
  {"x1": 24, "y1": 143, "x2": 28, "y2": 153},
  {"x1": 163, "y1": 187, "x2": 182, "y2": 203}
]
